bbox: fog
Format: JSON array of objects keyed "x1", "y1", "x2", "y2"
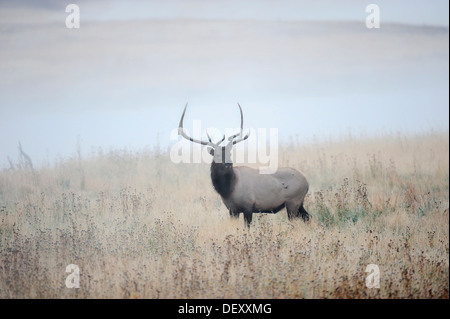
[{"x1": 0, "y1": 0, "x2": 448, "y2": 168}]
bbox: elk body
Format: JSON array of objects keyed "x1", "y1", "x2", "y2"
[{"x1": 178, "y1": 104, "x2": 310, "y2": 227}]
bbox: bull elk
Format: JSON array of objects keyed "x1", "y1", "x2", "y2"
[{"x1": 178, "y1": 103, "x2": 310, "y2": 227}]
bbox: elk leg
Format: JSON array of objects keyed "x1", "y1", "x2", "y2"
[
  {"x1": 298, "y1": 204, "x2": 311, "y2": 222},
  {"x1": 229, "y1": 209, "x2": 239, "y2": 219},
  {"x1": 243, "y1": 211, "x2": 253, "y2": 227},
  {"x1": 286, "y1": 201, "x2": 300, "y2": 221}
]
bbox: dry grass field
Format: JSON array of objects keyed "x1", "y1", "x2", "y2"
[{"x1": 0, "y1": 131, "x2": 448, "y2": 298}]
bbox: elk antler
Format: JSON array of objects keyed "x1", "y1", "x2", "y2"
[
  {"x1": 178, "y1": 103, "x2": 225, "y2": 146},
  {"x1": 227, "y1": 103, "x2": 250, "y2": 147}
]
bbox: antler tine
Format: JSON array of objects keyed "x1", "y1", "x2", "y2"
[
  {"x1": 217, "y1": 134, "x2": 226, "y2": 145},
  {"x1": 227, "y1": 103, "x2": 248, "y2": 146},
  {"x1": 178, "y1": 103, "x2": 214, "y2": 146},
  {"x1": 228, "y1": 132, "x2": 240, "y2": 142},
  {"x1": 206, "y1": 129, "x2": 213, "y2": 143},
  {"x1": 227, "y1": 103, "x2": 245, "y2": 139},
  {"x1": 232, "y1": 129, "x2": 250, "y2": 145},
  {"x1": 207, "y1": 129, "x2": 226, "y2": 146},
  {"x1": 237, "y1": 103, "x2": 244, "y2": 131},
  {"x1": 178, "y1": 103, "x2": 191, "y2": 135}
]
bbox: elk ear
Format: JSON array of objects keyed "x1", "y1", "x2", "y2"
[{"x1": 207, "y1": 147, "x2": 214, "y2": 156}]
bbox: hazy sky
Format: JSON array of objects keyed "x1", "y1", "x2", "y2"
[{"x1": 0, "y1": 1, "x2": 448, "y2": 167}]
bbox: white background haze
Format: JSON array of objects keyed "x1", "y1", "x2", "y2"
[{"x1": 0, "y1": 0, "x2": 448, "y2": 167}]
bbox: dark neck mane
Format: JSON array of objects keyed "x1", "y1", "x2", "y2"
[{"x1": 210, "y1": 161, "x2": 235, "y2": 198}]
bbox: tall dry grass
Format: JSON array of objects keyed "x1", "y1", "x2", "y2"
[{"x1": 0, "y1": 131, "x2": 448, "y2": 298}]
